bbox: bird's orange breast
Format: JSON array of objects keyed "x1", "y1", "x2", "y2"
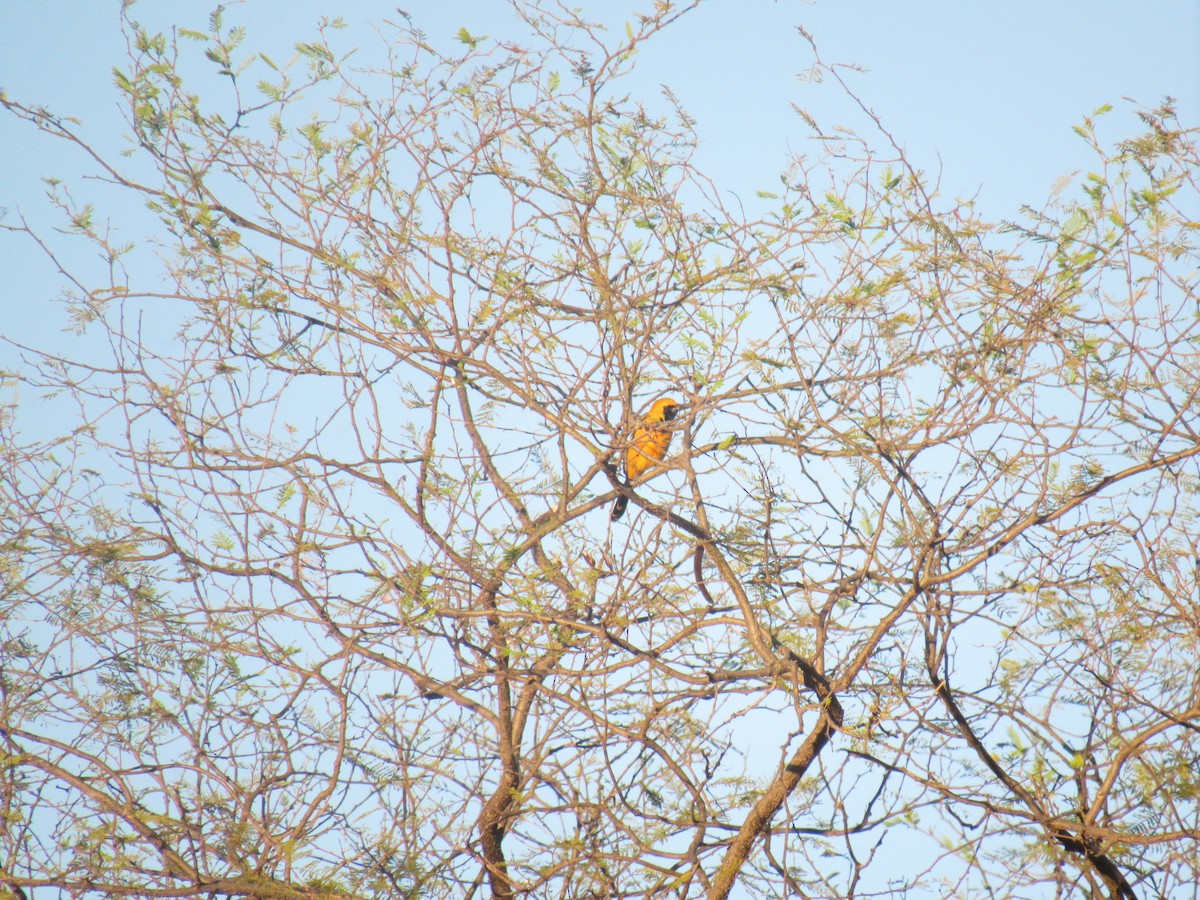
[{"x1": 625, "y1": 428, "x2": 672, "y2": 482}]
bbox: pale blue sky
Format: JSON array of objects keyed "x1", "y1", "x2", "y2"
[
  {"x1": 3, "y1": 1, "x2": 1198, "y2": 346},
  {"x1": 1, "y1": 7, "x2": 1196, "y2": 893}
]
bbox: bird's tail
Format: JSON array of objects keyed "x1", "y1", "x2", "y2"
[{"x1": 611, "y1": 495, "x2": 629, "y2": 521}]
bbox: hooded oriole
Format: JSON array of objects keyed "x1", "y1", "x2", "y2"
[{"x1": 612, "y1": 396, "x2": 681, "y2": 520}]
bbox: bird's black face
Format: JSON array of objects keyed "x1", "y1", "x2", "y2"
[{"x1": 662, "y1": 404, "x2": 679, "y2": 422}]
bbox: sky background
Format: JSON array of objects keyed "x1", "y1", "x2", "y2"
[
  {"x1": 2, "y1": 0, "x2": 1198, "y2": 376},
  {"x1": 1, "y1": 5, "x2": 1196, "y2": 893}
]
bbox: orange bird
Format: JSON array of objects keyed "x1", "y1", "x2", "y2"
[{"x1": 612, "y1": 396, "x2": 682, "y2": 520}]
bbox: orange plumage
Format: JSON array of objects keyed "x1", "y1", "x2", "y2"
[{"x1": 612, "y1": 396, "x2": 681, "y2": 520}]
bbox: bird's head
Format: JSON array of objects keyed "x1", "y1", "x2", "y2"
[{"x1": 649, "y1": 396, "x2": 682, "y2": 423}]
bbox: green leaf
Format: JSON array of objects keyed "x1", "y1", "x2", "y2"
[{"x1": 455, "y1": 26, "x2": 487, "y2": 50}]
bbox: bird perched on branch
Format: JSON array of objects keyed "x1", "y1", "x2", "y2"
[{"x1": 612, "y1": 396, "x2": 682, "y2": 520}]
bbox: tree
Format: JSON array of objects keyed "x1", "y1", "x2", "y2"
[{"x1": 2, "y1": 4, "x2": 1198, "y2": 898}]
